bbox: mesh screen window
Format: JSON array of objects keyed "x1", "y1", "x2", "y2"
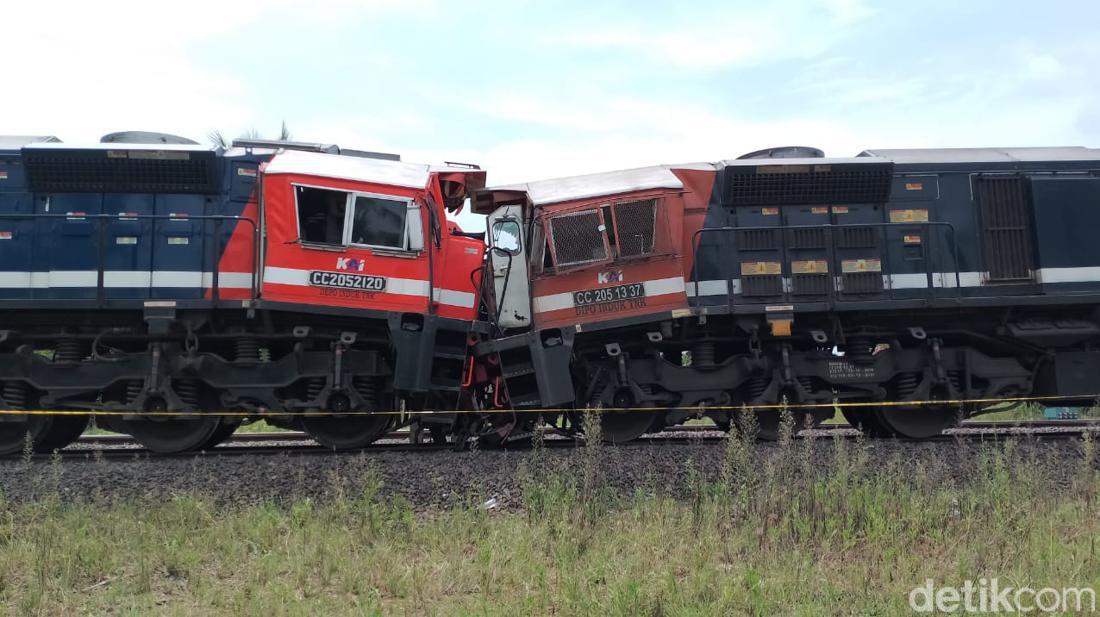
[{"x1": 549, "y1": 211, "x2": 608, "y2": 267}]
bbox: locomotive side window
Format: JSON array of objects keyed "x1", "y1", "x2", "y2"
[
  {"x1": 491, "y1": 219, "x2": 522, "y2": 254},
  {"x1": 350, "y1": 195, "x2": 408, "y2": 249},
  {"x1": 613, "y1": 198, "x2": 657, "y2": 258},
  {"x1": 547, "y1": 210, "x2": 609, "y2": 268},
  {"x1": 296, "y1": 186, "x2": 349, "y2": 245}
]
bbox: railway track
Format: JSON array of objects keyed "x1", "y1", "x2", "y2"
[{"x1": 20, "y1": 418, "x2": 1097, "y2": 461}]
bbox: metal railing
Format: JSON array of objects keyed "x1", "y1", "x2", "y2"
[
  {"x1": 0, "y1": 213, "x2": 260, "y2": 303},
  {"x1": 688, "y1": 221, "x2": 962, "y2": 310}
]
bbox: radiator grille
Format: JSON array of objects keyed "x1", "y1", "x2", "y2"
[
  {"x1": 549, "y1": 210, "x2": 608, "y2": 267},
  {"x1": 726, "y1": 164, "x2": 893, "y2": 206},
  {"x1": 976, "y1": 176, "x2": 1035, "y2": 282},
  {"x1": 23, "y1": 148, "x2": 219, "y2": 194},
  {"x1": 613, "y1": 198, "x2": 656, "y2": 258}
]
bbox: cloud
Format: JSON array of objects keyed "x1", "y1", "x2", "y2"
[
  {"x1": 1, "y1": 0, "x2": 437, "y2": 142},
  {"x1": 550, "y1": 0, "x2": 876, "y2": 71}
]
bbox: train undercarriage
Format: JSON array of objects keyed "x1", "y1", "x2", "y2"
[
  {"x1": 0, "y1": 307, "x2": 474, "y2": 455},
  {"x1": 487, "y1": 306, "x2": 1097, "y2": 444}
]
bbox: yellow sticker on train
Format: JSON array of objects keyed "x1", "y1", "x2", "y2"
[
  {"x1": 741, "y1": 261, "x2": 782, "y2": 275},
  {"x1": 791, "y1": 260, "x2": 829, "y2": 274},
  {"x1": 841, "y1": 259, "x2": 882, "y2": 273},
  {"x1": 761, "y1": 207, "x2": 780, "y2": 216},
  {"x1": 889, "y1": 208, "x2": 929, "y2": 222},
  {"x1": 832, "y1": 206, "x2": 849, "y2": 214},
  {"x1": 903, "y1": 235, "x2": 922, "y2": 244},
  {"x1": 905, "y1": 182, "x2": 924, "y2": 191}
]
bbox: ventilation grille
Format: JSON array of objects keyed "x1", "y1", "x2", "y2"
[
  {"x1": 742, "y1": 275, "x2": 783, "y2": 297},
  {"x1": 843, "y1": 272, "x2": 884, "y2": 294},
  {"x1": 613, "y1": 198, "x2": 656, "y2": 258},
  {"x1": 976, "y1": 176, "x2": 1035, "y2": 282},
  {"x1": 737, "y1": 229, "x2": 779, "y2": 250},
  {"x1": 23, "y1": 148, "x2": 219, "y2": 194},
  {"x1": 787, "y1": 228, "x2": 826, "y2": 249},
  {"x1": 549, "y1": 210, "x2": 607, "y2": 267},
  {"x1": 726, "y1": 163, "x2": 893, "y2": 205},
  {"x1": 837, "y1": 227, "x2": 878, "y2": 249},
  {"x1": 792, "y1": 273, "x2": 830, "y2": 295}
]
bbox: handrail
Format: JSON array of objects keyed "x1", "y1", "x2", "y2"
[
  {"x1": 688, "y1": 221, "x2": 961, "y2": 311},
  {"x1": 0, "y1": 213, "x2": 260, "y2": 301}
]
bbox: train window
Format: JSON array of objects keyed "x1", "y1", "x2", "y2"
[
  {"x1": 491, "y1": 219, "x2": 522, "y2": 255},
  {"x1": 547, "y1": 209, "x2": 609, "y2": 268},
  {"x1": 613, "y1": 198, "x2": 657, "y2": 258},
  {"x1": 296, "y1": 186, "x2": 349, "y2": 245},
  {"x1": 349, "y1": 195, "x2": 408, "y2": 249}
]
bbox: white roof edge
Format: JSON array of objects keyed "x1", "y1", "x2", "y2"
[
  {"x1": 720, "y1": 156, "x2": 889, "y2": 166},
  {"x1": 488, "y1": 162, "x2": 714, "y2": 206},
  {"x1": 859, "y1": 147, "x2": 1100, "y2": 164},
  {"x1": 263, "y1": 149, "x2": 432, "y2": 190},
  {"x1": 22, "y1": 142, "x2": 214, "y2": 152}
]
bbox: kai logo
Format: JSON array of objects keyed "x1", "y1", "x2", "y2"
[
  {"x1": 597, "y1": 270, "x2": 624, "y2": 284},
  {"x1": 336, "y1": 257, "x2": 366, "y2": 272}
]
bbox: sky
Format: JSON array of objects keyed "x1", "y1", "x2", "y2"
[{"x1": 5, "y1": 0, "x2": 1099, "y2": 229}]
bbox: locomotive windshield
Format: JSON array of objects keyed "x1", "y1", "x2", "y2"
[
  {"x1": 296, "y1": 185, "x2": 348, "y2": 244},
  {"x1": 350, "y1": 195, "x2": 407, "y2": 249},
  {"x1": 295, "y1": 185, "x2": 410, "y2": 249}
]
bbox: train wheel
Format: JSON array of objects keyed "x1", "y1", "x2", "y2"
[
  {"x1": 841, "y1": 407, "x2": 892, "y2": 437},
  {"x1": 116, "y1": 416, "x2": 223, "y2": 454},
  {"x1": 303, "y1": 414, "x2": 391, "y2": 450},
  {"x1": 874, "y1": 404, "x2": 959, "y2": 439},
  {"x1": 34, "y1": 414, "x2": 90, "y2": 453},
  {"x1": 599, "y1": 410, "x2": 654, "y2": 443},
  {"x1": 198, "y1": 421, "x2": 239, "y2": 450},
  {"x1": 0, "y1": 416, "x2": 52, "y2": 456}
]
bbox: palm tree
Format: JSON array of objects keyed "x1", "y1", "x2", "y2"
[{"x1": 208, "y1": 121, "x2": 292, "y2": 148}]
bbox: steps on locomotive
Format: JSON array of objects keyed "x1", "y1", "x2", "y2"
[
  {"x1": 497, "y1": 346, "x2": 542, "y2": 407},
  {"x1": 428, "y1": 328, "x2": 470, "y2": 391}
]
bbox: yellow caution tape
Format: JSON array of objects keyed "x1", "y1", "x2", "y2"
[{"x1": 0, "y1": 393, "x2": 1093, "y2": 417}]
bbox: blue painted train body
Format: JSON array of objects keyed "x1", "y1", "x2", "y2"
[{"x1": 0, "y1": 138, "x2": 264, "y2": 301}]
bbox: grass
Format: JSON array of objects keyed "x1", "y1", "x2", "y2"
[{"x1": 6, "y1": 412, "x2": 1100, "y2": 615}]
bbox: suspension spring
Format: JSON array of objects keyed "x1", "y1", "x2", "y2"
[
  {"x1": 175, "y1": 379, "x2": 200, "y2": 409},
  {"x1": 847, "y1": 336, "x2": 875, "y2": 365},
  {"x1": 2, "y1": 382, "x2": 27, "y2": 409},
  {"x1": 306, "y1": 377, "x2": 325, "y2": 403},
  {"x1": 692, "y1": 341, "x2": 716, "y2": 369},
  {"x1": 353, "y1": 376, "x2": 377, "y2": 408},
  {"x1": 126, "y1": 380, "x2": 144, "y2": 404},
  {"x1": 235, "y1": 338, "x2": 260, "y2": 362},
  {"x1": 895, "y1": 372, "x2": 920, "y2": 399},
  {"x1": 56, "y1": 338, "x2": 88, "y2": 363},
  {"x1": 746, "y1": 376, "x2": 769, "y2": 401}
]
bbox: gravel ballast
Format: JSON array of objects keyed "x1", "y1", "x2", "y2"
[{"x1": 0, "y1": 433, "x2": 1091, "y2": 509}]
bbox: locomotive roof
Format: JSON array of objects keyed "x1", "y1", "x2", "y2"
[
  {"x1": 859, "y1": 147, "x2": 1100, "y2": 163},
  {"x1": 23, "y1": 141, "x2": 214, "y2": 153},
  {"x1": 0, "y1": 135, "x2": 61, "y2": 148},
  {"x1": 263, "y1": 150, "x2": 475, "y2": 190},
  {"x1": 719, "y1": 156, "x2": 890, "y2": 167},
  {"x1": 488, "y1": 163, "x2": 712, "y2": 206}
]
